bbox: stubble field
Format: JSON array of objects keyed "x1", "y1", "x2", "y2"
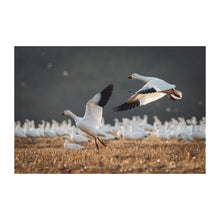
[{"x1": 14, "y1": 136, "x2": 205, "y2": 174}]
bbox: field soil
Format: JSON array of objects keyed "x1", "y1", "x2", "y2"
[{"x1": 14, "y1": 136, "x2": 206, "y2": 174}]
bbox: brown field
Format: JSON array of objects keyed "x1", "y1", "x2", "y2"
[{"x1": 14, "y1": 136, "x2": 206, "y2": 174}]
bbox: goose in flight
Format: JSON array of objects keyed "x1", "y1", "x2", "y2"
[
  {"x1": 113, "y1": 73, "x2": 182, "y2": 111},
  {"x1": 61, "y1": 84, "x2": 113, "y2": 150}
]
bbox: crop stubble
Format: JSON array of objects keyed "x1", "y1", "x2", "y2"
[{"x1": 14, "y1": 136, "x2": 205, "y2": 174}]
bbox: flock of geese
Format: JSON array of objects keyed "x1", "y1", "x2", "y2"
[
  {"x1": 15, "y1": 115, "x2": 206, "y2": 149},
  {"x1": 15, "y1": 73, "x2": 205, "y2": 149}
]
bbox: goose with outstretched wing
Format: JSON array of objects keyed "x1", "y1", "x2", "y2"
[
  {"x1": 113, "y1": 73, "x2": 182, "y2": 112},
  {"x1": 61, "y1": 84, "x2": 113, "y2": 150}
]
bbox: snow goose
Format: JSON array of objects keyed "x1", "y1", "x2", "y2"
[
  {"x1": 176, "y1": 123, "x2": 193, "y2": 142},
  {"x1": 99, "y1": 132, "x2": 118, "y2": 140},
  {"x1": 121, "y1": 125, "x2": 148, "y2": 140},
  {"x1": 113, "y1": 73, "x2": 182, "y2": 111},
  {"x1": 29, "y1": 120, "x2": 41, "y2": 137},
  {"x1": 153, "y1": 116, "x2": 162, "y2": 128},
  {"x1": 15, "y1": 121, "x2": 22, "y2": 130},
  {"x1": 154, "y1": 124, "x2": 170, "y2": 140},
  {"x1": 37, "y1": 124, "x2": 45, "y2": 137},
  {"x1": 23, "y1": 121, "x2": 37, "y2": 138},
  {"x1": 43, "y1": 121, "x2": 57, "y2": 137},
  {"x1": 15, "y1": 121, "x2": 27, "y2": 138},
  {"x1": 51, "y1": 120, "x2": 68, "y2": 136},
  {"x1": 140, "y1": 115, "x2": 154, "y2": 131},
  {"x1": 70, "y1": 126, "x2": 90, "y2": 143},
  {"x1": 63, "y1": 136, "x2": 85, "y2": 149},
  {"x1": 15, "y1": 128, "x2": 27, "y2": 138},
  {"x1": 61, "y1": 84, "x2": 113, "y2": 150},
  {"x1": 191, "y1": 125, "x2": 205, "y2": 140},
  {"x1": 111, "y1": 118, "x2": 122, "y2": 134}
]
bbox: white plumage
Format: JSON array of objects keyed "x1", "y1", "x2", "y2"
[
  {"x1": 61, "y1": 84, "x2": 113, "y2": 149},
  {"x1": 15, "y1": 128, "x2": 27, "y2": 138},
  {"x1": 113, "y1": 73, "x2": 182, "y2": 111},
  {"x1": 63, "y1": 136, "x2": 85, "y2": 149},
  {"x1": 14, "y1": 115, "x2": 205, "y2": 142},
  {"x1": 70, "y1": 126, "x2": 90, "y2": 143}
]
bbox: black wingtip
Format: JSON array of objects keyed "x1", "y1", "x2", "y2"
[
  {"x1": 137, "y1": 87, "x2": 156, "y2": 94},
  {"x1": 112, "y1": 100, "x2": 140, "y2": 112},
  {"x1": 98, "y1": 84, "x2": 114, "y2": 107}
]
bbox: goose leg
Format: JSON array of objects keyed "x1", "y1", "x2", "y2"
[
  {"x1": 95, "y1": 138, "x2": 99, "y2": 150},
  {"x1": 97, "y1": 137, "x2": 107, "y2": 148}
]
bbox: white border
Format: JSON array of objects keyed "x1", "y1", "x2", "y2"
[{"x1": 1, "y1": 1, "x2": 219, "y2": 220}]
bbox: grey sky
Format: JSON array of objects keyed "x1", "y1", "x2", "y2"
[{"x1": 15, "y1": 47, "x2": 205, "y2": 125}]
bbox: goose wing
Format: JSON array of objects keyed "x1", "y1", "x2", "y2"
[
  {"x1": 83, "y1": 84, "x2": 113, "y2": 129},
  {"x1": 113, "y1": 81, "x2": 173, "y2": 112}
]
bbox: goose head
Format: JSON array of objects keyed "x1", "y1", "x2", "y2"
[
  {"x1": 60, "y1": 110, "x2": 72, "y2": 117},
  {"x1": 128, "y1": 73, "x2": 140, "y2": 79}
]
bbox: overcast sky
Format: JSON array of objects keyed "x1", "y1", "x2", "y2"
[{"x1": 15, "y1": 47, "x2": 205, "y2": 125}]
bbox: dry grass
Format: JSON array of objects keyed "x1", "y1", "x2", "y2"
[{"x1": 14, "y1": 136, "x2": 205, "y2": 174}]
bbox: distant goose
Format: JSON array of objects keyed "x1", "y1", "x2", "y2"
[
  {"x1": 61, "y1": 84, "x2": 113, "y2": 150},
  {"x1": 63, "y1": 136, "x2": 85, "y2": 149},
  {"x1": 15, "y1": 121, "x2": 26, "y2": 138},
  {"x1": 113, "y1": 73, "x2": 182, "y2": 111},
  {"x1": 99, "y1": 132, "x2": 118, "y2": 140},
  {"x1": 29, "y1": 120, "x2": 41, "y2": 137},
  {"x1": 44, "y1": 121, "x2": 57, "y2": 137},
  {"x1": 153, "y1": 116, "x2": 162, "y2": 128},
  {"x1": 154, "y1": 124, "x2": 170, "y2": 140},
  {"x1": 15, "y1": 129, "x2": 27, "y2": 138},
  {"x1": 51, "y1": 120, "x2": 68, "y2": 136},
  {"x1": 44, "y1": 129, "x2": 57, "y2": 137},
  {"x1": 175, "y1": 124, "x2": 193, "y2": 142},
  {"x1": 23, "y1": 121, "x2": 37, "y2": 138},
  {"x1": 120, "y1": 125, "x2": 148, "y2": 140},
  {"x1": 139, "y1": 115, "x2": 154, "y2": 131},
  {"x1": 70, "y1": 126, "x2": 90, "y2": 143},
  {"x1": 191, "y1": 125, "x2": 205, "y2": 140}
]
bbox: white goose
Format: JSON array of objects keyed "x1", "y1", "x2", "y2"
[
  {"x1": 120, "y1": 125, "x2": 148, "y2": 140},
  {"x1": 139, "y1": 115, "x2": 154, "y2": 131},
  {"x1": 23, "y1": 121, "x2": 37, "y2": 138},
  {"x1": 61, "y1": 84, "x2": 113, "y2": 150},
  {"x1": 51, "y1": 120, "x2": 68, "y2": 137},
  {"x1": 15, "y1": 128, "x2": 27, "y2": 138},
  {"x1": 63, "y1": 136, "x2": 85, "y2": 149},
  {"x1": 113, "y1": 73, "x2": 182, "y2": 111},
  {"x1": 15, "y1": 121, "x2": 27, "y2": 138},
  {"x1": 70, "y1": 126, "x2": 90, "y2": 143}
]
